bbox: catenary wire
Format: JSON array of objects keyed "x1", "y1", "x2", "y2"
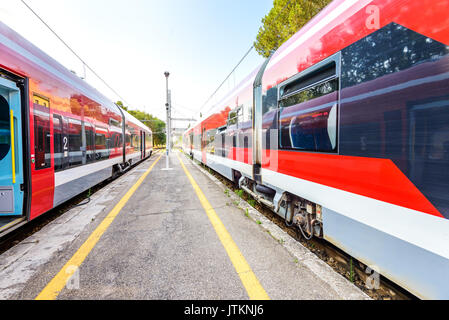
[{"x1": 20, "y1": 0, "x2": 130, "y2": 106}]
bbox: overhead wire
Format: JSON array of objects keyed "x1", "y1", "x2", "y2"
[
  {"x1": 19, "y1": 0, "x2": 130, "y2": 106},
  {"x1": 199, "y1": 0, "x2": 293, "y2": 114}
]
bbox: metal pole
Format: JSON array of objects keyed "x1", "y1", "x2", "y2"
[
  {"x1": 168, "y1": 90, "x2": 172, "y2": 153},
  {"x1": 164, "y1": 71, "x2": 170, "y2": 170}
]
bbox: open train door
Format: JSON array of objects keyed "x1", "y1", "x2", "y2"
[{"x1": 0, "y1": 76, "x2": 25, "y2": 219}]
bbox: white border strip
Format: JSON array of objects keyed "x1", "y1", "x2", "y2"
[
  {"x1": 193, "y1": 149, "x2": 252, "y2": 177},
  {"x1": 55, "y1": 156, "x2": 121, "y2": 187}
]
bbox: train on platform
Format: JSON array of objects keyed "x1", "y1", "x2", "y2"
[
  {"x1": 0, "y1": 22, "x2": 153, "y2": 236},
  {"x1": 183, "y1": 0, "x2": 449, "y2": 299}
]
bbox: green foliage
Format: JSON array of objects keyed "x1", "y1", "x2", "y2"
[
  {"x1": 248, "y1": 199, "x2": 256, "y2": 207},
  {"x1": 116, "y1": 101, "x2": 166, "y2": 146},
  {"x1": 235, "y1": 189, "x2": 244, "y2": 198},
  {"x1": 254, "y1": 0, "x2": 332, "y2": 58}
]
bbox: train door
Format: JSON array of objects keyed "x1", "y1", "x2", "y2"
[
  {"x1": 142, "y1": 131, "x2": 145, "y2": 158},
  {"x1": 85, "y1": 120, "x2": 95, "y2": 164},
  {"x1": 201, "y1": 127, "x2": 207, "y2": 163},
  {"x1": 53, "y1": 114, "x2": 69, "y2": 171},
  {"x1": 31, "y1": 94, "x2": 54, "y2": 219},
  {"x1": 0, "y1": 77, "x2": 24, "y2": 216}
]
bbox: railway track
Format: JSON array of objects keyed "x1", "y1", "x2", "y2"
[{"x1": 188, "y1": 154, "x2": 418, "y2": 301}]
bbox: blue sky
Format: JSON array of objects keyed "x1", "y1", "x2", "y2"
[{"x1": 0, "y1": 0, "x2": 274, "y2": 125}]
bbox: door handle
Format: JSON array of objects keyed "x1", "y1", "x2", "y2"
[{"x1": 10, "y1": 110, "x2": 15, "y2": 184}]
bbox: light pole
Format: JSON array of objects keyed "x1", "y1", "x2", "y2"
[{"x1": 164, "y1": 71, "x2": 171, "y2": 170}]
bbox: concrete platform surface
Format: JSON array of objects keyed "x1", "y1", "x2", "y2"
[{"x1": 0, "y1": 150, "x2": 368, "y2": 300}]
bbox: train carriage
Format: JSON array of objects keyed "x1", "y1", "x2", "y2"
[
  {"x1": 0, "y1": 21, "x2": 152, "y2": 235},
  {"x1": 183, "y1": 0, "x2": 449, "y2": 299}
]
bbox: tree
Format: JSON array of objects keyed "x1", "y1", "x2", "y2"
[
  {"x1": 254, "y1": 0, "x2": 332, "y2": 58},
  {"x1": 116, "y1": 101, "x2": 166, "y2": 146},
  {"x1": 116, "y1": 100, "x2": 127, "y2": 111}
]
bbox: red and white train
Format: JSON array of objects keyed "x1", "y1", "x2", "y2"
[
  {"x1": 0, "y1": 22, "x2": 153, "y2": 236},
  {"x1": 183, "y1": 0, "x2": 449, "y2": 299}
]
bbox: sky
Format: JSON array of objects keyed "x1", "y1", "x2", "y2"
[{"x1": 0, "y1": 0, "x2": 274, "y2": 129}]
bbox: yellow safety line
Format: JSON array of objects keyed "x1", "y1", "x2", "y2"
[
  {"x1": 176, "y1": 153, "x2": 270, "y2": 300},
  {"x1": 10, "y1": 110, "x2": 15, "y2": 184},
  {"x1": 35, "y1": 153, "x2": 163, "y2": 300}
]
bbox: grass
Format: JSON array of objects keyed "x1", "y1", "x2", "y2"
[
  {"x1": 235, "y1": 189, "x2": 244, "y2": 198},
  {"x1": 256, "y1": 220, "x2": 262, "y2": 225},
  {"x1": 247, "y1": 199, "x2": 256, "y2": 207},
  {"x1": 244, "y1": 208, "x2": 249, "y2": 218}
]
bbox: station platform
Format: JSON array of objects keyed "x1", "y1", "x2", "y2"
[{"x1": 0, "y1": 150, "x2": 368, "y2": 300}]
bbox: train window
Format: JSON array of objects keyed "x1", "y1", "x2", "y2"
[
  {"x1": 281, "y1": 62, "x2": 336, "y2": 97},
  {"x1": 227, "y1": 106, "x2": 243, "y2": 127},
  {"x1": 118, "y1": 133, "x2": 123, "y2": 148},
  {"x1": 131, "y1": 133, "x2": 140, "y2": 152},
  {"x1": 279, "y1": 78, "x2": 338, "y2": 152},
  {"x1": 206, "y1": 129, "x2": 216, "y2": 154},
  {"x1": 244, "y1": 102, "x2": 252, "y2": 123},
  {"x1": 68, "y1": 118, "x2": 82, "y2": 167},
  {"x1": 0, "y1": 95, "x2": 10, "y2": 161},
  {"x1": 201, "y1": 128, "x2": 206, "y2": 150},
  {"x1": 85, "y1": 121, "x2": 95, "y2": 163},
  {"x1": 33, "y1": 95, "x2": 51, "y2": 170},
  {"x1": 279, "y1": 79, "x2": 338, "y2": 109},
  {"x1": 53, "y1": 115, "x2": 64, "y2": 171},
  {"x1": 338, "y1": 22, "x2": 449, "y2": 217},
  {"x1": 95, "y1": 133, "x2": 106, "y2": 147},
  {"x1": 110, "y1": 132, "x2": 119, "y2": 149},
  {"x1": 278, "y1": 59, "x2": 339, "y2": 153},
  {"x1": 95, "y1": 127, "x2": 109, "y2": 161},
  {"x1": 109, "y1": 118, "x2": 121, "y2": 128},
  {"x1": 137, "y1": 133, "x2": 141, "y2": 151},
  {"x1": 145, "y1": 132, "x2": 151, "y2": 150}
]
